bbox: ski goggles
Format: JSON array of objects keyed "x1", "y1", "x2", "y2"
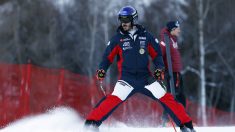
[{"x1": 118, "y1": 15, "x2": 133, "y2": 23}]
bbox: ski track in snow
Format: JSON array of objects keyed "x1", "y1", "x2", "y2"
[{"x1": 1, "y1": 107, "x2": 235, "y2": 132}]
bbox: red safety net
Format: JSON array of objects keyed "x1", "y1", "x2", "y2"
[{"x1": 0, "y1": 62, "x2": 235, "y2": 128}]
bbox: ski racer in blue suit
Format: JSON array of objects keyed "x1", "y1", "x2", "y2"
[{"x1": 84, "y1": 6, "x2": 196, "y2": 132}]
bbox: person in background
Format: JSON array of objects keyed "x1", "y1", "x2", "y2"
[{"x1": 159, "y1": 21, "x2": 188, "y2": 126}]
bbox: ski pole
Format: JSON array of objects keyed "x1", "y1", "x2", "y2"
[
  {"x1": 168, "y1": 115, "x2": 177, "y2": 132},
  {"x1": 99, "y1": 81, "x2": 106, "y2": 96}
]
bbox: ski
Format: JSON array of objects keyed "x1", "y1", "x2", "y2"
[{"x1": 164, "y1": 34, "x2": 176, "y2": 96}]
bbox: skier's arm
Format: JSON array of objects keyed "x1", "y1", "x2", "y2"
[
  {"x1": 147, "y1": 35, "x2": 165, "y2": 69},
  {"x1": 99, "y1": 38, "x2": 119, "y2": 72}
]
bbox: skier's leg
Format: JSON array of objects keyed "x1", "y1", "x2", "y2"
[
  {"x1": 163, "y1": 72, "x2": 187, "y2": 125},
  {"x1": 162, "y1": 72, "x2": 187, "y2": 125},
  {"x1": 162, "y1": 76, "x2": 171, "y2": 125},
  {"x1": 85, "y1": 80, "x2": 134, "y2": 128},
  {"x1": 144, "y1": 81, "x2": 194, "y2": 130},
  {"x1": 159, "y1": 93, "x2": 193, "y2": 127}
]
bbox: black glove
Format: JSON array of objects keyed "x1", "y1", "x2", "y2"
[
  {"x1": 96, "y1": 69, "x2": 105, "y2": 80},
  {"x1": 154, "y1": 69, "x2": 165, "y2": 81}
]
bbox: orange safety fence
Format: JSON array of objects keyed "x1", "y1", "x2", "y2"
[{"x1": 0, "y1": 62, "x2": 235, "y2": 128}]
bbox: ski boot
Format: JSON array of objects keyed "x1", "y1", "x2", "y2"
[
  {"x1": 180, "y1": 121, "x2": 196, "y2": 132},
  {"x1": 180, "y1": 126, "x2": 196, "y2": 132},
  {"x1": 84, "y1": 120, "x2": 100, "y2": 132}
]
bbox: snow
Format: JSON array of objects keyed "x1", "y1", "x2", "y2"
[{"x1": 1, "y1": 107, "x2": 235, "y2": 132}]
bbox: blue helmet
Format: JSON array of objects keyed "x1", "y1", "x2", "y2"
[{"x1": 118, "y1": 6, "x2": 138, "y2": 24}]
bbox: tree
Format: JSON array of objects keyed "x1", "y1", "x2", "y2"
[{"x1": 183, "y1": 0, "x2": 235, "y2": 125}]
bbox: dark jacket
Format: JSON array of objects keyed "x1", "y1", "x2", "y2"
[
  {"x1": 99, "y1": 24, "x2": 164, "y2": 79},
  {"x1": 160, "y1": 28, "x2": 182, "y2": 72}
]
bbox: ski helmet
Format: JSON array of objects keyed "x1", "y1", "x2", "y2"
[{"x1": 118, "y1": 6, "x2": 138, "y2": 24}]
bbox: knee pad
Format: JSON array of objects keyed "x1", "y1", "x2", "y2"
[
  {"x1": 111, "y1": 80, "x2": 134, "y2": 101},
  {"x1": 144, "y1": 81, "x2": 166, "y2": 99}
]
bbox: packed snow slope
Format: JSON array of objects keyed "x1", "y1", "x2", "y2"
[{"x1": 1, "y1": 107, "x2": 235, "y2": 132}]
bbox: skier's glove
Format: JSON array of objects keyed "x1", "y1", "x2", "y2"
[
  {"x1": 96, "y1": 69, "x2": 105, "y2": 81},
  {"x1": 154, "y1": 69, "x2": 165, "y2": 81}
]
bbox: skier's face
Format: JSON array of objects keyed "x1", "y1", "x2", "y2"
[
  {"x1": 171, "y1": 27, "x2": 181, "y2": 37},
  {"x1": 121, "y1": 22, "x2": 132, "y2": 31}
]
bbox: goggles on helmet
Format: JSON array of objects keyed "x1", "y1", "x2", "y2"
[{"x1": 118, "y1": 15, "x2": 133, "y2": 23}]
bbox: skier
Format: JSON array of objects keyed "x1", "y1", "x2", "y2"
[
  {"x1": 84, "y1": 6, "x2": 196, "y2": 132},
  {"x1": 159, "y1": 21, "x2": 188, "y2": 125}
]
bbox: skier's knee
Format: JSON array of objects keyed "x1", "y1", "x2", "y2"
[
  {"x1": 144, "y1": 81, "x2": 166, "y2": 99},
  {"x1": 111, "y1": 80, "x2": 134, "y2": 101}
]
